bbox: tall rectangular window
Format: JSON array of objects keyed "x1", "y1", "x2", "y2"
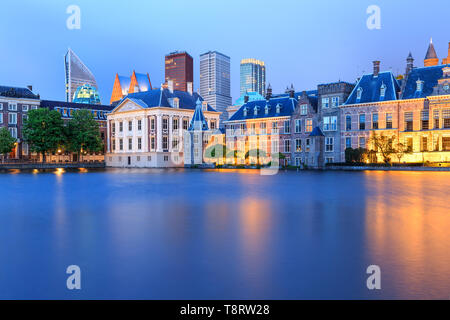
[
  {"x1": 183, "y1": 119, "x2": 188, "y2": 130},
  {"x1": 8, "y1": 113, "x2": 17, "y2": 125},
  {"x1": 210, "y1": 120, "x2": 216, "y2": 130},
  {"x1": 163, "y1": 118, "x2": 168, "y2": 130},
  {"x1": 295, "y1": 139, "x2": 302, "y2": 152},
  {"x1": 421, "y1": 111, "x2": 429, "y2": 130},
  {"x1": 260, "y1": 122, "x2": 266, "y2": 134},
  {"x1": 137, "y1": 138, "x2": 142, "y2": 150},
  {"x1": 284, "y1": 139, "x2": 291, "y2": 153},
  {"x1": 405, "y1": 112, "x2": 413, "y2": 131},
  {"x1": 300, "y1": 104, "x2": 308, "y2": 115},
  {"x1": 173, "y1": 118, "x2": 179, "y2": 130},
  {"x1": 406, "y1": 137, "x2": 413, "y2": 152},
  {"x1": 151, "y1": 137, "x2": 155, "y2": 150},
  {"x1": 151, "y1": 118, "x2": 155, "y2": 130},
  {"x1": 434, "y1": 110, "x2": 440, "y2": 129},
  {"x1": 128, "y1": 121, "x2": 133, "y2": 131},
  {"x1": 386, "y1": 113, "x2": 393, "y2": 129},
  {"x1": 284, "y1": 120, "x2": 290, "y2": 133},
  {"x1": 359, "y1": 136, "x2": 366, "y2": 149},
  {"x1": 372, "y1": 113, "x2": 379, "y2": 129},
  {"x1": 295, "y1": 119, "x2": 301, "y2": 133},
  {"x1": 359, "y1": 114, "x2": 365, "y2": 130},
  {"x1": 119, "y1": 139, "x2": 123, "y2": 150},
  {"x1": 0, "y1": 114, "x2": 3, "y2": 124},
  {"x1": 331, "y1": 97, "x2": 339, "y2": 107},
  {"x1": 8, "y1": 103, "x2": 17, "y2": 111},
  {"x1": 443, "y1": 137, "x2": 450, "y2": 151},
  {"x1": 112, "y1": 123, "x2": 116, "y2": 134},
  {"x1": 306, "y1": 119, "x2": 312, "y2": 133},
  {"x1": 272, "y1": 122, "x2": 278, "y2": 134},
  {"x1": 325, "y1": 137, "x2": 334, "y2": 152},
  {"x1": 421, "y1": 136, "x2": 428, "y2": 152},
  {"x1": 346, "y1": 115, "x2": 352, "y2": 131},
  {"x1": 345, "y1": 137, "x2": 352, "y2": 149},
  {"x1": 162, "y1": 136, "x2": 168, "y2": 150},
  {"x1": 128, "y1": 138, "x2": 132, "y2": 150},
  {"x1": 322, "y1": 98, "x2": 329, "y2": 108},
  {"x1": 137, "y1": 120, "x2": 142, "y2": 131},
  {"x1": 119, "y1": 122, "x2": 123, "y2": 132}
]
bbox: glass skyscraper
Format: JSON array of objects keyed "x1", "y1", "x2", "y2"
[
  {"x1": 65, "y1": 48, "x2": 100, "y2": 104},
  {"x1": 199, "y1": 51, "x2": 232, "y2": 126},
  {"x1": 240, "y1": 58, "x2": 266, "y2": 97}
]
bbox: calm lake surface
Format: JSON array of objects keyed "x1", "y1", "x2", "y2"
[{"x1": 0, "y1": 168, "x2": 449, "y2": 299}]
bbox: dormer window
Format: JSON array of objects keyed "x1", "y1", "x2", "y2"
[
  {"x1": 243, "y1": 107, "x2": 248, "y2": 116},
  {"x1": 416, "y1": 79, "x2": 424, "y2": 92},
  {"x1": 444, "y1": 83, "x2": 449, "y2": 92},
  {"x1": 357, "y1": 87, "x2": 363, "y2": 100},
  {"x1": 276, "y1": 104, "x2": 281, "y2": 114},
  {"x1": 380, "y1": 83, "x2": 386, "y2": 98},
  {"x1": 265, "y1": 105, "x2": 269, "y2": 115},
  {"x1": 202, "y1": 101, "x2": 208, "y2": 112},
  {"x1": 173, "y1": 98, "x2": 179, "y2": 109},
  {"x1": 254, "y1": 106, "x2": 258, "y2": 115}
]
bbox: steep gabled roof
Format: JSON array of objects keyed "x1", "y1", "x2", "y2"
[
  {"x1": 189, "y1": 99, "x2": 209, "y2": 131},
  {"x1": 425, "y1": 40, "x2": 438, "y2": 60},
  {"x1": 401, "y1": 64, "x2": 449, "y2": 99},
  {"x1": 344, "y1": 71, "x2": 400, "y2": 105}
]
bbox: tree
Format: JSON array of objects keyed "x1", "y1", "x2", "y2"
[
  {"x1": 0, "y1": 127, "x2": 16, "y2": 163},
  {"x1": 66, "y1": 109, "x2": 103, "y2": 161},
  {"x1": 393, "y1": 142, "x2": 412, "y2": 163},
  {"x1": 345, "y1": 147, "x2": 367, "y2": 163},
  {"x1": 22, "y1": 108, "x2": 65, "y2": 162},
  {"x1": 368, "y1": 132, "x2": 395, "y2": 164}
]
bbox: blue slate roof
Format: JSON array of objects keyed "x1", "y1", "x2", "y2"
[
  {"x1": 116, "y1": 88, "x2": 216, "y2": 112},
  {"x1": 189, "y1": 99, "x2": 209, "y2": 131},
  {"x1": 227, "y1": 96, "x2": 297, "y2": 122},
  {"x1": 401, "y1": 64, "x2": 449, "y2": 99},
  {"x1": 0, "y1": 85, "x2": 39, "y2": 99},
  {"x1": 234, "y1": 91, "x2": 265, "y2": 106},
  {"x1": 344, "y1": 71, "x2": 400, "y2": 105},
  {"x1": 309, "y1": 126, "x2": 324, "y2": 137}
]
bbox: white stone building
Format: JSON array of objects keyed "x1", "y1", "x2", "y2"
[{"x1": 106, "y1": 85, "x2": 220, "y2": 168}]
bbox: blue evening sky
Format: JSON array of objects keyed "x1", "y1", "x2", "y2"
[{"x1": 0, "y1": 0, "x2": 448, "y2": 104}]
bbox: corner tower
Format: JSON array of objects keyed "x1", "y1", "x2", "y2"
[{"x1": 424, "y1": 38, "x2": 439, "y2": 67}]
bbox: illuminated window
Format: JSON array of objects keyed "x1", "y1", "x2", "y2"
[
  {"x1": 305, "y1": 119, "x2": 312, "y2": 133},
  {"x1": 443, "y1": 109, "x2": 450, "y2": 128},
  {"x1": 421, "y1": 111, "x2": 429, "y2": 130},
  {"x1": 372, "y1": 113, "x2": 379, "y2": 129},
  {"x1": 295, "y1": 139, "x2": 302, "y2": 152},
  {"x1": 404, "y1": 112, "x2": 413, "y2": 131},
  {"x1": 386, "y1": 113, "x2": 393, "y2": 129}
]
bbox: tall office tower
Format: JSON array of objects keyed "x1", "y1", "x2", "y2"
[
  {"x1": 240, "y1": 58, "x2": 266, "y2": 97},
  {"x1": 165, "y1": 51, "x2": 193, "y2": 92},
  {"x1": 199, "y1": 51, "x2": 232, "y2": 125},
  {"x1": 65, "y1": 48, "x2": 100, "y2": 103}
]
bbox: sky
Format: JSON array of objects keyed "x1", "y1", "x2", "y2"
[{"x1": 0, "y1": 0, "x2": 448, "y2": 104}]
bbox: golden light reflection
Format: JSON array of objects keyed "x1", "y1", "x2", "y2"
[
  {"x1": 54, "y1": 168, "x2": 65, "y2": 176},
  {"x1": 364, "y1": 171, "x2": 450, "y2": 298},
  {"x1": 79, "y1": 168, "x2": 88, "y2": 173}
]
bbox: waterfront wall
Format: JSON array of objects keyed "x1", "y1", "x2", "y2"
[{"x1": 0, "y1": 162, "x2": 105, "y2": 170}]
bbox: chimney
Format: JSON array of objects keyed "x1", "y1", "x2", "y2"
[
  {"x1": 27, "y1": 85, "x2": 33, "y2": 92},
  {"x1": 289, "y1": 84, "x2": 295, "y2": 98},
  {"x1": 373, "y1": 61, "x2": 380, "y2": 77},
  {"x1": 244, "y1": 93, "x2": 249, "y2": 104},
  {"x1": 168, "y1": 80, "x2": 174, "y2": 93},
  {"x1": 187, "y1": 82, "x2": 193, "y2": 95}
]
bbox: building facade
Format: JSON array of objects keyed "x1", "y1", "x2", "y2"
[
  {"x1": 341, "y1": 41, "x2": 450, "y2": 164},
  {"x1": 240, "y1": 58, "x2": 266, "y2": 97},
  {"x1": 40, "y1": 100, "x2": 114, "y2": 162},
  {"x1": 199, "y1": 51, "x2": 232, "y2": 126},
  {"x1": 0, "y1": 85, "x2": 40, "y2": 160},
  {"x1": 106, "y1": 87, "x2": 220, "y2": 168},
  {"x1": 65, "y1": 48, "x2": 100, "y2": 103},
  {"x1": 224, "y1": 88, "x2": 297, "y2": 166},
  {"x1": 165, "y1": 51, "x2": 194, "y2": 92}
]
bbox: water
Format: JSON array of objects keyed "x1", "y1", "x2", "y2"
[{"x1": 0, "y1": 168, "x2": 449, "y2": 299}]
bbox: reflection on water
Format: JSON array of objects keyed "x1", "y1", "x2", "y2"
[
  {"x1": 364, "y1": 171, "x2": 450, "y2": 299},
  {"x1": 0, "y1": 169, "x2": 449, "y2": 299}
]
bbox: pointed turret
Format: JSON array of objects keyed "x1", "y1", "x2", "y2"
[
  {"x1": 424, "y1": 38, "x2": 439, "y2": 67},
  {"x1": 406, "y1": 52, "x2": 414, "y2": 76},
  {"x1": 189, "y1": 98, "x2": 209, "y2": 131},
  {"x1": 443, "y1": 41, "x2": 450, "y2": 65}
]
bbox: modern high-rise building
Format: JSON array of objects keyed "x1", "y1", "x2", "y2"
[
  {"x1": 165, "y1": 51, "x2": 193, "y2": 92},
  {"x1": 64, "y1": 48, "x2": 100, "y2": 104},
  {"x1": 199, "y1": 51, "x2": 232, "y2": 125},
  {"x1": 240, "y1": 58, "x2": 266, "y2": 97}
]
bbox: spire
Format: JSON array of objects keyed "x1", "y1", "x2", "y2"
[
  {"x1": 424, "y1": 38, "x2": 439, "y2": 67},
  {"x1": 188, "y1": 98, "x2": 209, "y2": 131},
  {"x1": 406, "y1": 52, "x2": 414, "y2": 76}
]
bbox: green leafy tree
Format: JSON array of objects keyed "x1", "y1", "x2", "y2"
[
  {"x1": 0, "y1": 127, "x2": 16, "y2": 163},
  {"x1": 66, "y1": 109, "x2": 103, "y2": 161},
  {"x1": 22, "y1": 108, "x2": 65, "y2": 162}
]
